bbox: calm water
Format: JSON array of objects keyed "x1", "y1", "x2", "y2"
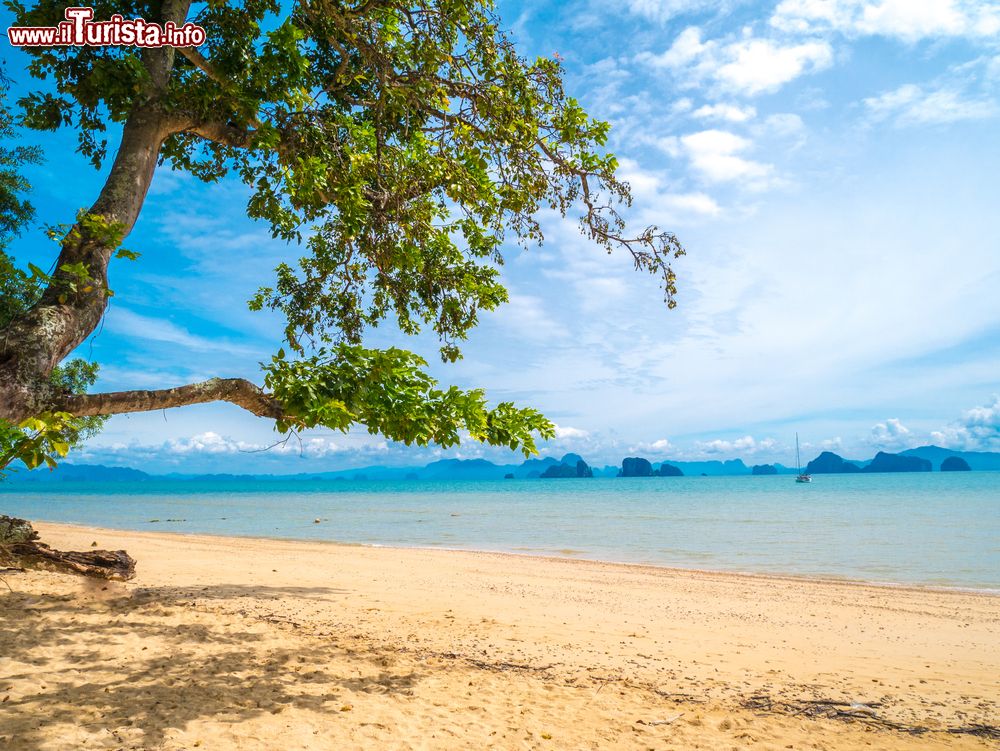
[{"x1": 2, "y1": 473, "x2": 998, "y2": 589}]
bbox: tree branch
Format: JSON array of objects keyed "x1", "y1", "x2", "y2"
[
  {"x1": 177, "y1": 46, "x2": 233, "y2": 90},
  {"x1": 185, "y1": 120, "x2": 257, "y2": 149},
  {"x1": 54, "y1": 378, "x2": 285, "y2": 420},
  {"x1": 175, "y1": 47, "x2": 263, "y2": 132}
]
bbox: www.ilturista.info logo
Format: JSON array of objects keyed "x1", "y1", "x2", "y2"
[{"x1": 7, "y1": 7, "x2": 206, "y2": 48}]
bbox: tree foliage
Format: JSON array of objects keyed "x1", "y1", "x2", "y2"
[{"x1": 0, "y1": 0, "x2": 683, "y2": 472}]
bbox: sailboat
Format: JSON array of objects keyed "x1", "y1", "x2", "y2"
[{"x1": 795, "y1": 433, "x2": 812, "y2": 483}]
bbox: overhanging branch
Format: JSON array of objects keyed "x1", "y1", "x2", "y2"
[
  {"x1": 176, "y1": 47, "x2": 263, "y2": 131},
  {"x1": 55, "y1": 378, "x2": 285, "y2": 420},
  {"x1": 185, "y1": 120, "x2": 257, "y2": 148},
  {"x1": 177, "y1": 46, "x2": 232, "y2": 89}
]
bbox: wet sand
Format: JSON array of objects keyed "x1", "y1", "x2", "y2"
[{"x1": 1, "y1": 523, "x2": 997, "y2": 749}]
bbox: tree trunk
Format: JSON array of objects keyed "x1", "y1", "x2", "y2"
[
  {"x1": 0, "y1": 515, "x2": 136, "y2": 581},
  {"x1": 0, "y1": 1, "x2": 193, "y2": 424},
  {"x1": 0, "y1": 105, "x2": 171, "y2": 423}
]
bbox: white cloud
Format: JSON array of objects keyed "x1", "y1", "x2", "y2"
[
  {"x1": 553, "y1": 424, "x2": 591, "y2": 439},
  {"x1": 106, "y1": 308, "x2": 262, "y2": 357},
  {"x1": 771, "y1": 0, "x2": 1000, "y2": 42},
  {"x1": 493, "y1": 294, "x2": 568, "y2": 342},
  {"x1": 672, "y1": 97, "x2": 695, "y2": 114},
  {"x1": 988, "y1": 54, "x2": 1000, "y2": 82},
  {"x1": 165, "y1": 431, "x2": 345, "y2": 458},
  {"x1": 77, "y1": 428, "x2": 404, "y2": 472},
  {"x1": 623, "y1": 0, "x2": 720, "y2": 23},
  {"x1": 695, "y1": 435, "x2": 778, "y2": 454},
  {"x1": 641, "y1": 26, "x2": 712, "y2": 70},
  {"x1": 715, "y1": 38, "x2": 833, "y2": 95},
  {"x1": 639, "y1": 27, "x2": 833, "y2": 95},
  {"x1": 167, "y1": 431, "x2": 254, "y2": 454},
  {"x1": 148, "y1": 168, "x2": 190, "y2": 196},
  {"x1": 868, "y1": 418, "x2": 914, "y2": 449},
  {"x1": 680, "y1": 129, "x2": 774, "y2": 185},
  {"x1": 762, "y1": 112, "x2": 806, "y2": 137},
  {"x1": 629, "y1": 437, "x2": 676, "y2": 455},
  {"x1": 660, "y1": 191, "x2": 723, "y2": 216},
  {"x1": 613, "y1": 157, "x2": 724, "y2": 219},
  {"x1": 864, "y1": 83, "x2": 999, "y2": 125},
  {"x1": 930, "y1": 395, "x2": 1000, "y2": 450},
  {"x1": 692, "y1": 102, "x2": 758, "y2": 122}
]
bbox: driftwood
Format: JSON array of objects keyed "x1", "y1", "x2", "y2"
[{"x1": 0, "y1": 515, "x2": 135, "y2": 581}]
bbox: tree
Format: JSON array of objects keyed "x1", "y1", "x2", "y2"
[
  {"x1": 0, "y1": 0, "x2": 684, "y2": 472},
  {"x1": 1, "y1": 65, "x2": 107, "y2": 469}
]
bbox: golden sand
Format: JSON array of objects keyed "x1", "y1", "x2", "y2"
[{"x1": 1, "y1": 523, "x2": 997, "y2": 750}]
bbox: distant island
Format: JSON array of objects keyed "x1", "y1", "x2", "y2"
[
  {"x1": 539, "y1": 454, "x2": 594, "y2": 478},
  {"x1": 3, "y1": 445, "x2": 996, "y2": 484},
  {"x1": 941, "y1": 456, "x2": 971, "y2": 471},
  {"x1": 803, "y1": 448, "x2": 981, "y2": 474}
]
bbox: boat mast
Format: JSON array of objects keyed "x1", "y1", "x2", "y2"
[{"x1": 796, "y1": 432, "x2": 801, "y2": 474}]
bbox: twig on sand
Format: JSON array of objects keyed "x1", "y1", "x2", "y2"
[
  {"x1": 0, "y1": 567, "x2": 24, "y2": 591},
  {"x1": 586, "y1": 677, "x2": 613, "y2": 704},
  {"x1": 636, "y1": 713, "x2": 684, "y2": 726},
  {"x1": 652, "y1": 688, "x2": 708, "y2": 703},
  {"x1": 466, "y1": 658, "x2": 559, "y2": 673},
  {"x1": 433, "y1": 651, "x2": 559, "y2": 674}
]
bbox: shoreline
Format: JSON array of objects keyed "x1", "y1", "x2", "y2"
[
  {"x1": 27, "y1": 518, "x2": 1000, "y2": 597},
  {"x1": 2, "y1": 521, "x2": 998, "y2": 749}
]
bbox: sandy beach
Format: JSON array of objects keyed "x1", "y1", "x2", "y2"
[{"x1": 1, "y1": 523, "x2": 997, "y2": 750}]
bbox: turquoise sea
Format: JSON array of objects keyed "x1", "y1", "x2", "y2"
[{"x1": 2, "y1": 472, "x2": 998, "y2": 590}]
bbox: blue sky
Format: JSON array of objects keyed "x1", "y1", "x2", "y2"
[{"x1": 4, "y1": 0, "x2": 1000, "y2": 473}]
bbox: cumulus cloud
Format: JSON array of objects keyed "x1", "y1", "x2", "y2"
[
  {"x1": 692, "y1": 102, "x2": 758, "y2": 122},
  {"x1": 930, "y1": 396, "x2": 1000, "y2": 450},
  {"x1": 75, "y1": 429, "x2": 403, "y2": 473},
  {"x1": 660, "y1": 191, "x2": 722, "y2": 216},
  {"x1": 638, "y1": 27, "x2": 833, "y2": 95},
  {"x1": 868, "y1": 418, "x2": 915, "y2": 449},
  {"x1": 629, "y1": 437, "x2": 676, "y2": 455},
  {"x1": 863, "y1": 83, "x2": 999, "y2": 126},
  {"x1": 695, "y1": 435, "x2": 778, "y2": 455},
  {"x1": 165, "y1": 431, "x2": 347, "y2": 458},
  {"x1": 679, "y1": 129, "x2": 774, "y2": 185},
  {"x1": 611, "y1": 157, "x2": 723, "y2": 221},
  {"x1": 715, "y1": 38, "x2": 833, "y2": 95},
  {"x1": 553, "y1": 424, "x2": 591, "y2": 439},
  {"x1": 771, "y1": 0, "x2": 1000, "y2": 42}
]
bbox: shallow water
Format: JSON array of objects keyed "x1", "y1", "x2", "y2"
[{"x1": 2, "y1": 472, "x2": 998, "y2": 589}]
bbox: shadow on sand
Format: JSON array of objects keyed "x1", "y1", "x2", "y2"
[{"x1": 0, "y1": 579, "x2": 420, "y2": 750}]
